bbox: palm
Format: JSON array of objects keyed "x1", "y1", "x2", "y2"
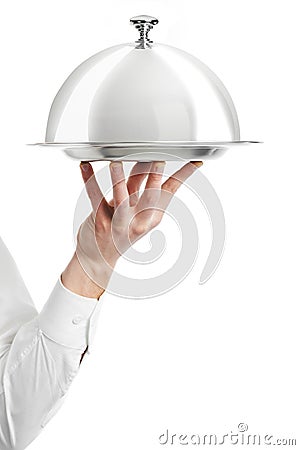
[{"x1": 80, "y1": 160, "x2": 202, "y2": 265}]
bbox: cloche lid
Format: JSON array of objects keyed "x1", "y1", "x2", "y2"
[{"x1": 32, "y1": 15, "x2": 259, "y2": 161}]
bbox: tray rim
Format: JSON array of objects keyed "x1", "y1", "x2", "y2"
[
  {"x1": 29, "y1": 140, "x2": 261, "y2": 148},
  {"x1": 28, "y1": 141, "x2": 262, "y2": 161}
]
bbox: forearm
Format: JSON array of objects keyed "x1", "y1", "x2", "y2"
[
  {"x1": 0, "y1": 274, "x2": 102, "y2": 449},
  {"x1": 61, "y1": 252, "x2": 106, "y2": 299}
]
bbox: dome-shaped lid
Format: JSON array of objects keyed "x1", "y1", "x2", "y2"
[{"x1": 33, "y1": 15, "x2": 259, "y2": 161}]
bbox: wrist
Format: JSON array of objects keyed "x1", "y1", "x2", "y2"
[{"x1": 61, "y1": 253, "x2": 106, "y2": 299}]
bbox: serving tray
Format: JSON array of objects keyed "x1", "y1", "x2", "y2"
[{"x1": 30, "y1": 141, "x2": 260, "y2": 161}]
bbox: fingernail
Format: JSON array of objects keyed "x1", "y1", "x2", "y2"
[
  {"x1": 192, "y1": 161, "x2": 203, "y2": 168},
  {"x1": 153, "y1": 161, "x2": 166, "y2": 171},
  {"x1": 110, "y1": 162, "x2": 122, "y2": 172},
  {"x1": 80, "y1": 162, "x2": 90, "y2": 172}
]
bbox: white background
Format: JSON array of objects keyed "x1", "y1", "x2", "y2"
[{"x1": 0, "y1": 0, "x2": 299, "y2": 448}]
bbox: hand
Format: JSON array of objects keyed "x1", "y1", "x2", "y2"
[{"x1": 62, "y1": 160, "x2": 203, "y2": 298}]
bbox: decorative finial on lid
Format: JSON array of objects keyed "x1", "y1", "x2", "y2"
[{"x1": 130, "y1": 15, "x2": 159, "y2": 49}]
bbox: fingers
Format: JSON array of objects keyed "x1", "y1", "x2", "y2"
[
  {"x1": 80, "y1": 162, "x2": 107, "y2": 213},
  {"x1": 153, "y1": 161, "x2": 203, "y2": 225},
  {"x1": 137, "y1": 162, "x2": 165, "y2": 217},
  {"x1": 145, "y1": 161, "x2": 166, "y2": 191},
  {"x1": 161, "y1": 161, "x2": 203, "y2": 197},
  {"x1": 127, "y1": 162, "x2": 151, "y2": 206},
  {"x1": 109, "y1": 162, "x2": 129, "y2": 208}
]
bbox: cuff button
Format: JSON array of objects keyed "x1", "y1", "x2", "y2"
[{"x1": 72, "y1": 315, "x2": 83, "y2": 325}]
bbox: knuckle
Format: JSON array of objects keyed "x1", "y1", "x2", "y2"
[
  {"x1": 132, "y1": 222, "x2": 150, "y2": 236},
  {"x1": 149, "y1": 173, "x2": 163, "y2": 183},
  {"x1": 164, "y1": 181, "x2": 179, "y2": 194}
]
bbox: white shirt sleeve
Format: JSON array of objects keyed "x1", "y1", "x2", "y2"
[{"x1": 0, "y1": 238, "x2": 102, "y2": 450}]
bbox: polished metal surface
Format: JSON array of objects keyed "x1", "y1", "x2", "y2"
[
  {"x1": 43, "y1": 43, "x2": 241, "y2": 144},
  {"x1": 32, "y1": 15, "x2": 259, "y2": 160},
  {"x1": 130, "y1": 15, "x2": 159, "y2": 49},
  {"x1": 31, "y1": 141, "x2": 259, "y2": 161}
]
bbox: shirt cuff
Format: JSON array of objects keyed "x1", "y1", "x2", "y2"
[{"x1": 38, "y1": 277, "x2": 103, "y2": 352}]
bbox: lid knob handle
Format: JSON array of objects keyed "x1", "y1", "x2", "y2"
[{"x1": 130, "y1": 15, "x2": 159, "y2": 49}]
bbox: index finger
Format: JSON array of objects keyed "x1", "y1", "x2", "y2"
[
  {"x1": 158, "y1": 161, "x2": 203, "y2": 212},
  {"x1": 161, "y1": 161, "x2": 203, "y2": 195}
]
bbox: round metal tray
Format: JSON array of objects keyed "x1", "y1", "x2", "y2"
[{"x1": 30, "y1": 141, "x2": 260, "y2": 161}]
